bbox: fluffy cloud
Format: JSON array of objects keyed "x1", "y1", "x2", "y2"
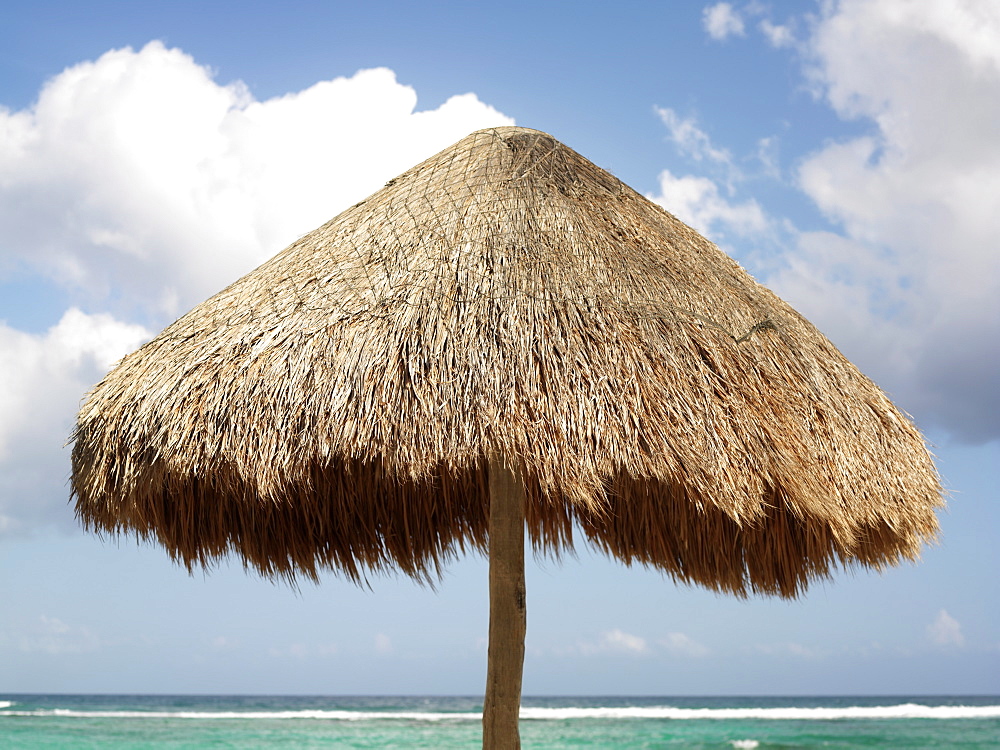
[
  {"x1": 650, "y1": 170, "x2": 767, "y2": 240},
  {"x1": 17, "y1": 615, "x2": 99, "y2": 654},
  {"x1": 650, "y1": 107, "x2": 768, "y2": 242},
  {"x1": 703, "y1": 3, "x2": 746, "y2": 40},
  {"x1": 927, "y1": 609, "x2": 964, "y2": 647},
  {"x1": 574, "y1": 628, "x2": 649, "y2": 656},
  {"x1": 696, "y1": 0, "x2": 1000, "y2": 442},
  {"x1": 0, "y1": 42, "x2": 513, "y2": 536},
  {"x1": 0, "y1": 309, "x2": 149, "y2": 535},
  {"x1": 656, "y1": 107, "x2": 733, "y2": 167},
  {"x1": 759, "y1": 19, "x2": 796, "y2": 49},
  {"x1": 659, "y1": 631, "x2": 710, "y2": 658},
  {"x1": 602, "y1": 628, "x2": 649, "y2": 654},
  {"x1": 704, "y1": 2, "x2": 797, "y2": 49},
  {"x1": 0, "y1": 41, "x2": 513, "y2": 320},
  {"x1": 768, "y1": 0, "x2": 1000, "y2": 442},
  {"x1": 571, "y1": 629, "x2": 708, "y2": 658}
]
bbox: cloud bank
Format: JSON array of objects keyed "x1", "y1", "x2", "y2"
[
  {"x1": 0, "y1": 310, "x2": 149, "y2": 535},
  {"x1": 780, "y1": 0, "x2": 1000, "y2": 442},
  {"x1": 0, "y1": 41, "x2": 513, "y2": 320},
  {"x1": 694, "y1": 0, "x2": 1000, "y2": 443}
]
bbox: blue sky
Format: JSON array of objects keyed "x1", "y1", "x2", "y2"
[{"x1": 1, "y1": 0, "x2": 998, "y2": 696}]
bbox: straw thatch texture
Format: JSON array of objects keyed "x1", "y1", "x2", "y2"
[{"x1": 71, "y1": 126, "x2": 943, "y2": 597}]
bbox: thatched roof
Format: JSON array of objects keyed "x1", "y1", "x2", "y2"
[{"x1": 71, "y1": 126, "x2": 943, "y2": 597}]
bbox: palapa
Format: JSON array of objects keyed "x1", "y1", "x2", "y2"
[{"x1": 71, "y1": 126, "x2": 943, "y2": 748}]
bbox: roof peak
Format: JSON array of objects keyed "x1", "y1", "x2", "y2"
[
  {"x1": 475, "y1": 125, "x2": 551, "y2": 137},
  {"x1": 466, "y1": 125, "x2": 559, "y2": 150}
]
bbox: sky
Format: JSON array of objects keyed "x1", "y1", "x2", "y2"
[{"x1": 0, "y1": 0, "x2": 997, "y2": 696}]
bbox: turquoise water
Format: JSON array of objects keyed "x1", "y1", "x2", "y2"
[{"x1": 2, "y1": 695, "x2": 998, "y2": 748}]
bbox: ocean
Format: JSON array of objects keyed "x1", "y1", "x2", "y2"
[{"x1": 1, "y1": 694, "x2": 998, "y2": 748}]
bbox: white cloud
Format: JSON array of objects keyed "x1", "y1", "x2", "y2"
[
  {"x1": 649, "y1": 170, "x2": 768, "y2": 240},
  {"x1": 659, "y1": 631, "x2": 710, "y2": 658},
  {"x1": 759, "y1": 19, "x2": 795, "y2": 48},
  {"x1": 769, "y1": 0, "x2": 1000, "y2": 441},
  {"x1": 704, "y1": 2, "x2": 796, "y2": 50},
  {"x1": 655, "y1": 107, "x2": 733, "y2": 166},
  {"x1": 755, "y1": 136, "x2": 781, "y2": 178},
  {"x1": 573, "y1": 628, "x2": 708, "y2": 657},
  {"x1": 603, "y1": 628, "x2": 649, "y2": 654},
  {"x1": 704, "y1": 3, "x2": 746, "y2": 40},
  {"x1": 374, "y1": 633, "x2": 393, "y2": 654},
  {"x1": 576, "y1": 628, "x2": 649, "y2": 656},
  {"x1": 0, "y1": 309, "x2": 149, "y2": 536},
  {"x1": 18, "y1": 615, "x2": 99, "y2": 654},
  {"x1": 651, "y1": 108, "x2": 770, "y2": 241},
  {"x1": 927, "y1": 609, "x2": 964, "y2": 647},
  {"x1": 0, "y1": 41, "x2": 514, "y2": 320}
]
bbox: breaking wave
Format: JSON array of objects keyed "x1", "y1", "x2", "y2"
[{"x1": 2, "y1": 703, "x2": 999, "y2": 721}]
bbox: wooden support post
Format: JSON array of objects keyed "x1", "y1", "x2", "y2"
[{"x1": 482, "y1": 458, "x2": 527, "y2": 750}]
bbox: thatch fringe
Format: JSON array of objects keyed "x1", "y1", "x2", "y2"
[{"x1": 71, "y1": 126, "x2": 943, "y2": 597}]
